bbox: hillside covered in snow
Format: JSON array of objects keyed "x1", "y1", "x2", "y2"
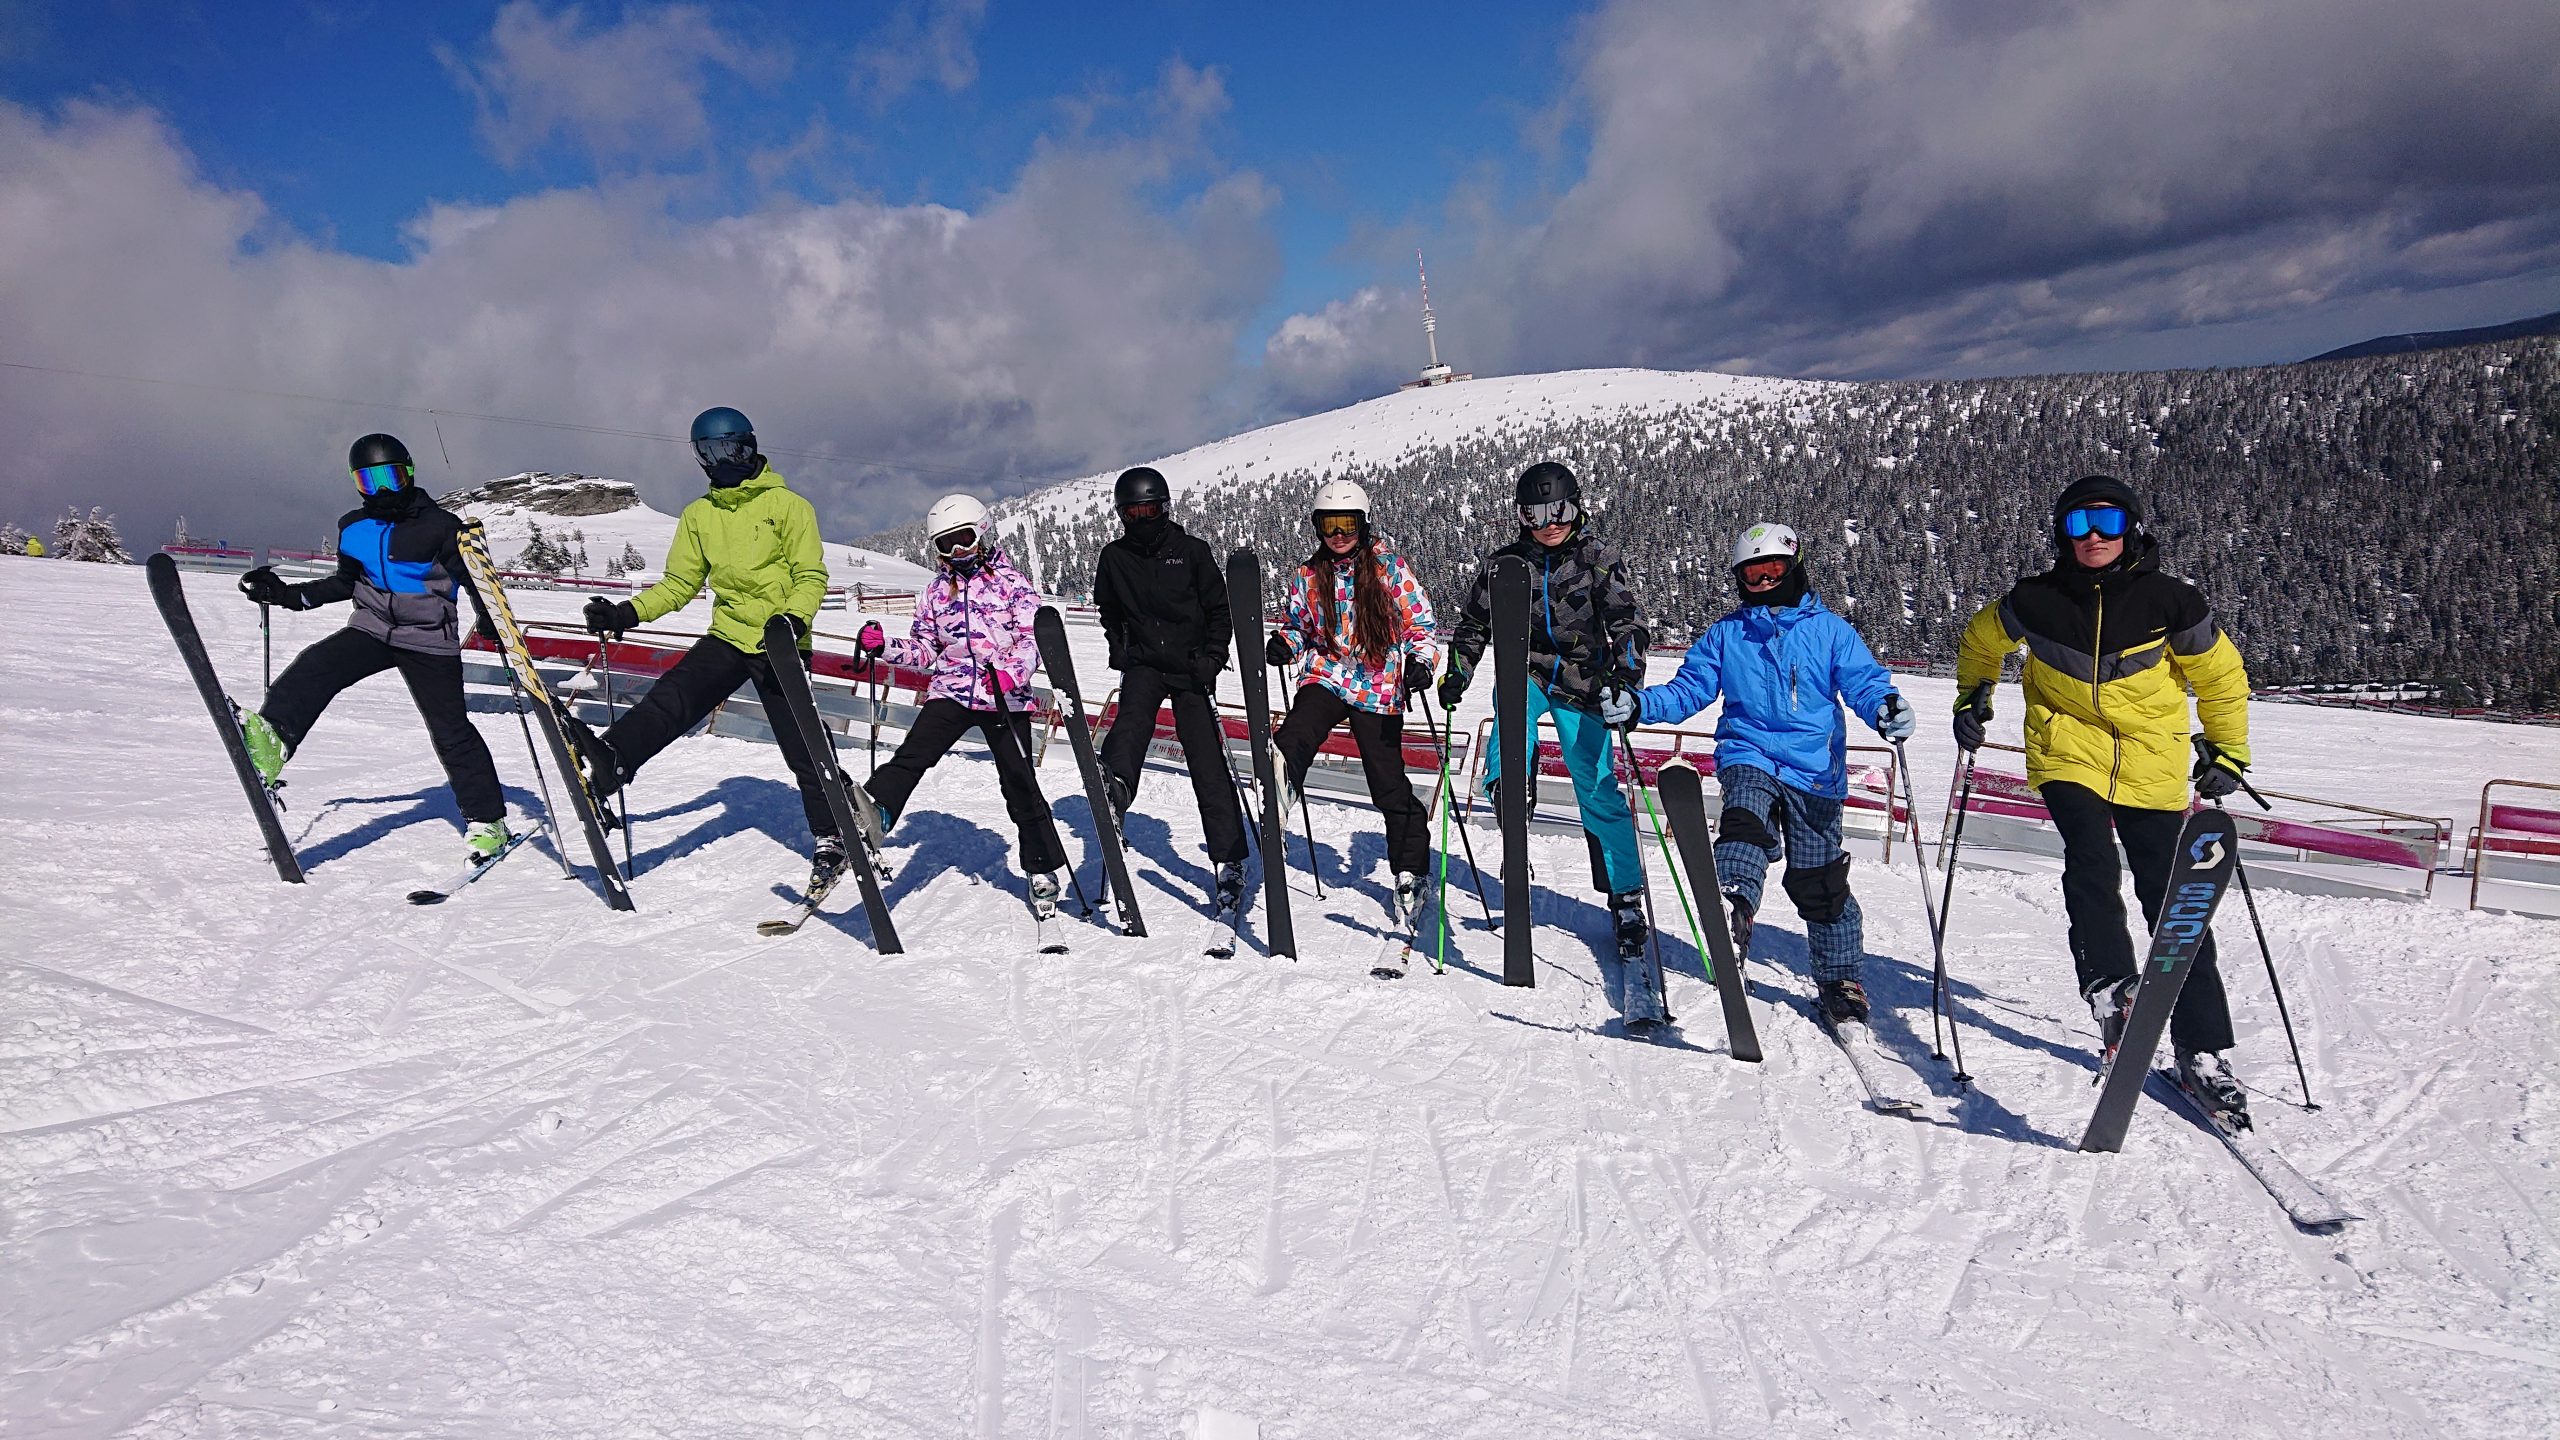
[
  {"x1": 446, "y1": 472, "x2": 930, "y2": 590},
  {"x1": 865, "y1": 342, "x2": 2559, "y2": 709}
]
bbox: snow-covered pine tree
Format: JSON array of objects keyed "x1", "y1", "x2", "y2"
[
  {"x1": 620, "y1": 542, "x2": 646, "y2": 571},
  {"x1": 0, "y1": 522, "x2": 33, "y2": 556},
  {"x1": 54, "y1": 507, "x2": 132, "y2": 564}
]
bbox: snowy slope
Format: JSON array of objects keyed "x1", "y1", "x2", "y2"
[
  {"x1": 449, "y1": 472, "x2": 931, "y2": 589},
  {"x1": 1006, "y1": 368, "x2": 1827, "y2": 522},
  {"x1": 4, "y1": 555, "x2": 2557, "y2": 1438}
]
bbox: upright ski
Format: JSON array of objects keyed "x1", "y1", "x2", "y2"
[
  {"x1": 759, "y1": 616, "x2": 902, "y2": 954},
  {"x1": 1490, "y1": 554, "x2": 1534, "y2": 987},
  {"x1": 2080, "y1": 809, "x2": 2240, "y2": 1152},
  {"x1": 2148, "y1": 1067, "x2": 2358, "y2": 1227},
  {"x1": 454, "y1": 524, "x2": 634, "y2": 911},
  {"x1": 1227, "y1": 549, "x2": 1295, "y2": 959},
  {"x1": 1654, "y1": 759, "x2": 1763, "y2": 1063},
  {"x1": 1032, "y1": 606, "x2": 1146, "y2": 936},
  {"x1": 146, "y1": 554, "x2": 304, "y2": 884}
]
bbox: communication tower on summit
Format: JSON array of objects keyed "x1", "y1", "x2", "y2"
[{"x1": 1400, "y1": 249, "x2": 1472, "y2": 391}]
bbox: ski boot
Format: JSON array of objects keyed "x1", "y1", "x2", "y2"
[
  {"x1": 2087, "y1": 975, "x2": 2138, "y2": 1067},
  {"x1": 562, "y1": 714, "x2": 624, "y2": 801},
  {"x1": 1105, "y1": 773, "x2": 1133, "y2": 828},
  {"x1": 1267, "y1": 741, "x2": 1300, "y2": 816},
  {"x1": 845, "y1": 780, "x2": 890, "y2": 852},
  {"x1": 1028, "y1": 870, "x2": 1063, "y2": 921},
  {"x1": 2175, "y1": 1049, "x2": 2252, "y2": 1131},
  {"x1": 1212, "y1": 860, "x2": 1246, "y2": 913},
  {"x1": 1818, "y1": 978, "x2": 1872, "y2": 1028},
  {"x1": 1393, "y1": 871, "x2": 1426, "y2": 927},
  {"x1": 1608, "y1": 889, "x2": 1649, "y2": 958},
  {"x1": 239, "y1": 709, "x2": 291, "y2": 786},
  {"x1": 465, "y1": 819, "x2": 513, "y2": 867},
  {"x1": 809, "y1": 835, "x2": 848, "y2": 897},
  {"x1": 1725, "y1": 892, "x2": 1754, "y2": 962}
]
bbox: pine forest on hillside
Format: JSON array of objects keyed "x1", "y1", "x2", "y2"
[{"x1": 873, "y1": 340, "x2": 2559, "y2": 709}]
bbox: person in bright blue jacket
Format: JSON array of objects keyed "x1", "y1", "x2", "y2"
[{"x1": 1600, "y1": 522, "x2": 1916, "y2": 1027}]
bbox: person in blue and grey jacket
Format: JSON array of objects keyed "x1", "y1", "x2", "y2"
[
  {"x1": 234, "y1": 433, "x2": 511, "y2": 866},
  {"x1": 1600, "y1": 522, "x2": 1916, "y2": 1027}
]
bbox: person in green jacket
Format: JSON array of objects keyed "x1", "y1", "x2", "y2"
[{"x1": 567, "y1": 406, "x2": 841, "y2": 880}]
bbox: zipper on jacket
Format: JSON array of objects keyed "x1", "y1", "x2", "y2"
[{"x1": 2092, "y1": 588, "x2": 2122, "y2": 799}]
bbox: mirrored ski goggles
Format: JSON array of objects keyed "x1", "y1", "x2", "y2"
[
  {"x1": 691, "y1": 434, "x2": 756, "y2": 470},
  {"x1": 1519, "y1": 499, "x2": 1579, "y2": 530},
  {"x1": 353, "y1": 462, "x2": 410, "y2": 496},
  {"x1": 1313, "y1": 512, "x2": 1362, "y2": 538},
  {"x1": 2063, "y1": 505, "x2": 2130, "y2": 540},
  {"x1": 1120, "y1": 501, "x2": 1165, "y2": 520},
  {"x1": 930, "y1": 524, "x2": 982, "y2": 557}
]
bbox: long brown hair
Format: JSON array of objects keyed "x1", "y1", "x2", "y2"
[{"x1": 1305, "y1": 533, "x2": 1399, "y2": 667}]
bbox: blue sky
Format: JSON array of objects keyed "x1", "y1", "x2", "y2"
[{"x1": 4, "y1": 0, "x2": 2556, "y2": 542}]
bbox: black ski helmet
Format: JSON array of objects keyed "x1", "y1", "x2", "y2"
[
  {"x1": 689, "y1": 406, "x2": 760, "y2": 487},
  {"x1": 1114, "y1": 466, "x2": 1170, "y2": 512},
  {"x1": 349, "y1": 433, "x2": 413, "y2": 473},
  {"x1": 2050, "y1": 473, "x2": 2145, "y2": 551},
  {"x1": 1515, "y1": 460, "x2": 1580, "y2": 508}
]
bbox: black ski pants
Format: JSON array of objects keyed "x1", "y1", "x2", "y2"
[
  {"x1": 866, "y1": 698, "x2": 1068, "y2": 874},
  {"x1": 1273, "y1": 684, "x2": 1430, "y2": 877},
  {"x1": 2042, "y1": 780, "x2": 2237, "y2": 1054},
  {"x1": 263, "y1": 627, "x2": 504, "y2": 823},
  {"x1": 1098, "y1": 665, "x2": 1248, "y2": 864},
  {"x1": 601, "y1": 635, "x2": 833, "y2": 839}
]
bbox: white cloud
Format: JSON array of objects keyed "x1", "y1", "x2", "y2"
[
  {"x1": 850, "y1": 0, "x2": 989, "y2": 107},
  {"x1": 439, "y1": 1, "x2": 781, "y2": 170},
  {"x1": 0, "y1": 75, "x2": 1279, "y2": 549}
]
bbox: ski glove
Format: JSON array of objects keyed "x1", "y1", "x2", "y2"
[
  {"x1": 1400, "y1": 655, "x2": 1433, "y2": 700},
  {"x1": 239, "y1": 566, "x2": 301, "y2": 610},
  {"x1": 1875, "y1": 693, "x2": 1916, "y2": 742},
  {"x1": 2192, "y1": 737, "x2": 2249, "y2": 801},
  {"x1": 584, "y1": 597, "x2": 637, "y2": 636},
  {"x1": 855, "y1": 620, "x2": 885, "y2": 657},
  {"x1": 1264, "y1": 631, "x2": 1292, "y2": 668},
  {"x1": 1951, "y1": 684, "x2": 1992, "y2": 752},
  {"x1": 1193, "y1": 651, "x2": 1224, "y2": 690},
  {"x1": 1598, "y1": 684, "x2": 1639, "y2": 729},
  {"x1": 785, "y1": 613, "x2": 809, "y2": 640},
  {"x1": 1436, "y1": 665, "x2": 1470, "y2": 711}
]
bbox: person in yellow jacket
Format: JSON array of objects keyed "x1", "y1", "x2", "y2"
[
  {"x1": 1953, "y1": 473, "x2": 2257, "y2": 1123},
  {"x1": 564, "y1": 406, "x2": 842, "y2": 885}
]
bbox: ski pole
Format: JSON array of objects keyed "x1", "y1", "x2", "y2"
[
  {"x1": 260, "y1": 602, "x2": 273, "y2": 699},
  {"x1": 990, "y1": 664, "x2": 1094, "y2": 920},
  {"x1": 1894, "y1": 739, "x2": 1971, "y2": 1087},
  {"x1": 866, "y1": 665, "x2": 885, "y2": 773},
  {"x1": 1416, "y1": 691, "x2": 1495, "y2": 929},
  {"x1": 1932, "y1": 749, "x2": 1982, "y2": 1073},
  {"x1": 507, "y1": 674, "x2": 576, "y2": 879},
  {"x1": 597, "y1": 633, "x2": 633, "y2": 878},
  {"x1": 1269, "y1": 658, "x2": 1323, "y2": 900},
  {"x1": 2198, "y1": 738, "x2": 2317, "y2": 1110}
]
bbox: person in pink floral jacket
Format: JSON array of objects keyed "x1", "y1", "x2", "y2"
[
  {"x1": 852, "y1": 494, "x2": 1071, "y2": 915},
  {"x1": 1260, "y1": 479, "x2": 1442, "y2": 921}
]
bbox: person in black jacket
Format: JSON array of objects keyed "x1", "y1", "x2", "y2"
[
  {"x1": 233, "y1": 434, "x2": 512, "y2": 865},
  {"x1": 1093, "y1": 467, "x2": 1248, "y2": 908}
]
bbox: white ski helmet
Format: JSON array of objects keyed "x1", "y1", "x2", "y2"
[
  {"x1": 1311, "y1": 478, "x2": 1370, "y2": 516},
  {"x1": 1730, "y1": 522, "x2": 1801, "y2": 568},
  {"x1": 923, "y1": 493, "x2": 991, "y2": 558}
]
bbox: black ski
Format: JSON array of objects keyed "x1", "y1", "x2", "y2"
[
  {"x1": 755, "y1": 866, "x2": 843, "y2": 936},
  {"x1": 146, "y1": 553, "x2": 305, "y2": 884},
  {"x1": 2147, "y1": 1068, "x2": 2358, "y2": 1226},
  {"x1": 2080, "y1": 809, "x2": 2240, "y2": 1153},
  {"x1": 406, "y1": 826, "x2": 534, "y2": 905},
  {"x1": 454, "y1": 524, "x2": 634, "y2": 911},
  {"x1": 1032, "y1": 606, "x2": 1146, "y2": 936},
  {"x1": 1227, "y1": 549, "x2": 1295, "y2": 959},
  {"x1": 1654, "y1": 759, "x2": 1763, "y2": 1063},
  {"x1": 759, "y1": 616, "x2": 902, "y2": 954},
  {"x1": 1490, "y1": 554, "x2": 1534, "y2": 986}
]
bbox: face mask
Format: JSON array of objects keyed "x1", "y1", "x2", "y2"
[{"x1": 694, "y1": 434, "x2": 759, "y2": 488}]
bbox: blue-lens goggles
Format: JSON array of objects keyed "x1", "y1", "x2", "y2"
[
  {"x1": 2063, "y1": 505, "x2": 2129, "y2": 540},
  {"x1": 354, "y1": 462, "x2": 410, "y2": 496}
]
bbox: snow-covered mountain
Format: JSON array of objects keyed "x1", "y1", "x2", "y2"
[{"x1": 446, "y1": 472, "x2": 930, "y2": 589}]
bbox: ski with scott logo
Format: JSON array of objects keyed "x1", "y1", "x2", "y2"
[
  {"x1": 147, "y1": 553, "x2": 306, "y2": 884},
  {"x1": 1653, "y1": 758, "x2": 1764, "y2": 1063},
  {"x1": 2080, "y1": 809, "x2": 2240, "y2": 1152}
]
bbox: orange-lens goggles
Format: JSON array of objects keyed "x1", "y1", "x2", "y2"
[{"x1": 1314, "y1": 512, "x2": 1362, "y2": 537}]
